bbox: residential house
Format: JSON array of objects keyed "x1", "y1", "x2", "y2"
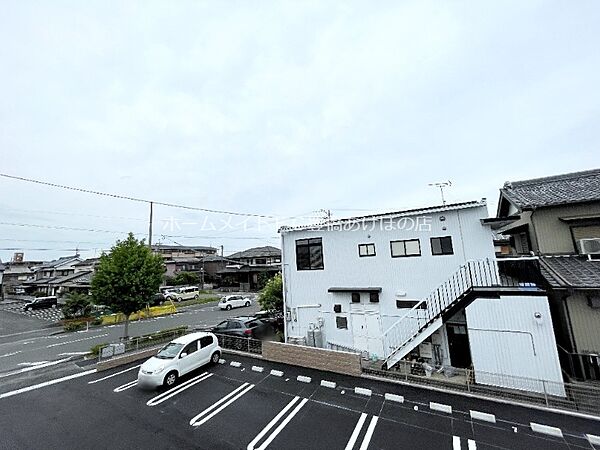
[
  {"x1": 490, "y1": 168, "x2": 600, "y2": 381},
  {"x1": 280, "y1": 200, "x2": 565, "y2": 395},
  {"x1": 152, "y1": 244, "x2": 218, "y2": 281},
  {"x1": 217, "y1": 246, "x2": 281, "y2": 291},
  {"x1": 25, "y1": 255, "x2": 82, "y2": 297},
  {"x1": 151, "y1": 244, "x2": 217, "y2": 259},
  {"x1": 1, "y1": 257, "x2": 43, "y2": 299}
]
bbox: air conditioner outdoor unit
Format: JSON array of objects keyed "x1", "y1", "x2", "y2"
[{"x1": 579, "y1": 238, "x2": 600, "y2": 255}]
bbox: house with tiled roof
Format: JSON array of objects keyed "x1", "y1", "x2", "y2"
[
  {"x1": 217, "y1": 246, "x2": 281, "y2": 291},
  {"x1": 491, "y1": 168, "x2": 600, "y2": 381}
]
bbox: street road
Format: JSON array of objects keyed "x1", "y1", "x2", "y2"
[
  {"x1": 0, "y1": 300, "x2": 260, "y2": 374},
  {"x1": 0, "y1": 353, "x2": 598, "y2": 449}
]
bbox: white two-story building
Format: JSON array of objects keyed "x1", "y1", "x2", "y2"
[{"x1": 280, "y1": 200, "x2": 565, "y2": 395}]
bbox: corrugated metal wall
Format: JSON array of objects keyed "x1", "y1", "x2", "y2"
[
  {"x1": 567, "y1": 293, "x2": 600, "y2": 353},
  {"x1": 466, "y1": 294, "x2": 565, "y2": 397}
]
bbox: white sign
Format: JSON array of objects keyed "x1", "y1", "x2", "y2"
[
  {"x1": 112, "y1": 343, "x2": 125, "y2": 355},
  {"x1": 101, "y1": 346, "x2": 114, "y2": 358}
]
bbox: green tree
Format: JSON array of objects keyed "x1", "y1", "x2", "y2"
[
  {"x1": 257, "y1": 273, "x2": 283, "y2": 313},
  {"x1": 61, "y1": 292, "x2": 92, "y2": 319},
  {"x1": 174, "y1": 271, "x2": 199, "y2": 286},
  {"x1": 91, "y1": 233, "x2": 164, "y2": 338}
]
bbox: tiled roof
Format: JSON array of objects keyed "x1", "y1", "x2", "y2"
[
  {"x1": 228, "y1": 246, "x2": 281, "y2": 259},
  {"x1": 540, "y1": 256, "x2": 600, "y2": 289},
  {"x1": 501, "y1": 169, "x2": 600, "y2": 210},
  {"x1": 39, "y1": 255, "x2": 80, "y2": 269}
]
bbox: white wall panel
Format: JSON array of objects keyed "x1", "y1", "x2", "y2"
[{"x1": 466, "y1": 295, "x2": 565, "y2": 397}]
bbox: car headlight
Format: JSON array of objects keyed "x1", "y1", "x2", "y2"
[{"x1": 150, "y1": 365, "x2": 166, "y2": 374}]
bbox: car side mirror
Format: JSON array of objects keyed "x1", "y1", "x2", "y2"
[{"x1": 180, "y1": 353, "x2": 187, "y2": 358}]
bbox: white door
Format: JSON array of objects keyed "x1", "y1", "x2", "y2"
[{"x1": 351, "y1": 307, "x2": 384, "y2": 358}]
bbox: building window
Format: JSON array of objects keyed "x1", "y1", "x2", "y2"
[
  {"x1": 333, "y1": 304, "x2": 342, "y2": 313},
  {"x1": 351, "y1": 292, "x2": 361, "y2": 303},
  {"x1": 358, "y1": 243, "x2": 376, "y2": 257},
  {"x1": 369, "y1": 292, "x2": 379, "y2": 303},
  {"x1": 296, "y1": 238, "x2": 324, "y2": 270},
  {"x1": 396, "y1": 300, "x2": 426, "y2": 309},
  {"x1": 255, "y1": 258, "x2": 266, "y2": 265},
  {"x1": 431, "y1": 236, "x2": 454, "y2": 255},
  {"x1": 390, "y1": 239, "x2": 421, "y2": 257},
  {"x1": 336, "y1": 316, "x2": 348, "y2": 329}
]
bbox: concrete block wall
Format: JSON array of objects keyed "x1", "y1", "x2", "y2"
[{"x1": 262, "y1": 341, "x2": 362, "y2": 376}]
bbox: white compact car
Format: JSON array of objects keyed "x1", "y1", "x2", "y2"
[
  {"x1": 165, "y1": 286, "x2": 200, "y2": 302},
  {"x1": 218, "y1": 295, "x2": 252, "y2": 310},
  {"x1": 137, "y1": 332, "x2": 221, "y2": 389}
]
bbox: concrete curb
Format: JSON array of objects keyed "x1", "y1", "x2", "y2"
[
  {"x1": 361, "y1": 373, "x2": 600, "y2": 422},
  {"x1": 96, "y1": 346, "x2": 162, "y2": 372},
  {"x1": 530, "y1": 422, "x2": 563, "y2": 438}
]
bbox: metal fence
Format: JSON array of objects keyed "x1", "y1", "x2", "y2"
[
  {"x1": 97, "y1": 327, "x2": 189, "y2": 361},
  {"x1": 362, "y1": 359, "x2": 600, "y2": 416},
  {"x1": 214, "y1": 333, "x2": 263, "y2": 355}
]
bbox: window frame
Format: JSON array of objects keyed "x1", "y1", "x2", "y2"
[
  {"x1": 358, "y1": 243, "x2": 376, "y2": 258},
  {"x1": 430, "y1": 236, "x2": 454, "y2": 256},
  {"x1": 295, "y1": 238, "x2": 324, "y2": 271},
  {"x1": 390, "y1": 239, "x2": 421, "y2": 258},
  {"x1": 335, "y1": 316, "x2": 348, "y2": 329}
]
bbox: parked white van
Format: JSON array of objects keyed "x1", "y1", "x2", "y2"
[
  {"x1": 137, "y1": 332, "x2": 221, "y2": 389},
  {"x1": 165, "y1": 286, "x2": 200, "y2": 302}
]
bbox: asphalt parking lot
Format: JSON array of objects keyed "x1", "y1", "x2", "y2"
[{"x1": 1, "y1": 354, "x2": 598, "y2": 450}]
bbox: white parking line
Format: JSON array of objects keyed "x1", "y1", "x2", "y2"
[
  {"x1": 358, "y1": 416, "x2": 378, "y2": 450},
  {"x1": 147, "y1": 372, "x2": 213, "y2": 406},
  {"x1": 88, "y1": 364, "x2": 142, "y2": 384},
  {"x1": 453, "y1": 436, "x2": 461, "y2": 450},
  {"x1": 190, "y1": 382, "x2": 255, "y2": 426},
  {"x1": 468, "y1": 439, "x2": 477, "y2": 450},
  {"x1": 345, "y1": 413, "x2": 367, "y2": 450},
  {"x1": 114, "y1": 380, "x2": 138, "y2": 392},
  {"x1": 0, "y1": 351, "x2": 22, "y2": 358},
  {"x1": 247, "y1": 396, "x2": 308, "y2": 450},
  {"x1": 0, "y1": 369, "x2": 97, "y2": 399}
]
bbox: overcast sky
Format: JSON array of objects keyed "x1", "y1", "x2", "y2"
[{"x1": 1, "y1": 1, "x2": 599, "y2": 262}]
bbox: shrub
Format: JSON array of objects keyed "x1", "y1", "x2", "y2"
[
  {"x1": 64, "y1": 321, "x2": 85, "y2": 332},
  {"x1": 62, "y1": 293, "x2": 92, "y2": 319}
]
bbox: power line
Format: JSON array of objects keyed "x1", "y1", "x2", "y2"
[
  {"x1": 0, "y1": 221, "x2": 145, "y2": 235},
  {"x1": 1, "y1": 206, "x2": 146, "y2": 222},
  {"x1": 0, "y1": 238, "x2": 110, "y2": 245},
  {"x1": 0, "y1": 247, "x2": 93, "y2": 252},
  {"x1": 0, "y1": 173, "x2": 279, "y2": 218}
]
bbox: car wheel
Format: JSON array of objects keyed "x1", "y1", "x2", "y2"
[
  {"x1": 210, "y1": 351, "x2": 221, "y2": 365},
  {"x1": 163, "y1": 371, "x2": 178, "y2": 388},
  {"x1": 226, "y1": 305, "x2": 232, "y2": 310},
  {"x1": 195, "y1": 294, "x2": 200, "y2": 299},
  {"x1": 245, "y1": 301, "x2": 250, "y2": 307},
  {"x1": 51, "y1": 304, "x2": 57, "y2": 309}
]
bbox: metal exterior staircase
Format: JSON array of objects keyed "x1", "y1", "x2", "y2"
[{"x1": 382, "y1": 258, "x2": 505, "y2": 370}]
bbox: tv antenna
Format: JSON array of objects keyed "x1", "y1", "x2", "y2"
[{"x1": 428, "y1": 181, "x2": 452, "y2": 205}]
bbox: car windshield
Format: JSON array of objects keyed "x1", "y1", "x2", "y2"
[{"x1": 156, "y1": 343, "x2": 184, "y2": 359}]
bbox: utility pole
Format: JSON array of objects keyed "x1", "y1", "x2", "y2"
[
  {"x1": 148, "y1": 201, "x2": 154, "y2": 248},
  {"x1": 428, "y1": 181, "x2": 452, "y2": 205}
]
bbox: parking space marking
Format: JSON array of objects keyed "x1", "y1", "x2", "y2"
[
  {"x1": 147, "y1": 372, "x2": 213, "y2": 406},
  {"x1": 114, "y1": 380, "x2": 137, "y2": 392},
  {"x1": 453, "y1": 436, "x2": 477, "y2": 449},
  {"x1": 453, "y1": 436, "x2": 461, "y2": 450},
  {"x1": 359, "y1": 416, "x2": 378, "y2": 450},
  {"x1": 270, "y1": 370, "x2": 284, "y2": 377},
  {"x1": 297, "y1": 375, "x2": 311, "y2": 383},
  {"x1": 190, "y1": 382, "x2": 255, "y2": 426},
  {"x1": 530, "y1": 422, "x2": 563, "y2": 438},
  {"x1": 247, "y1": 396, "x2": 309, "y2": 450},
  {"x1": 0, "y1": 369, "x2": 97, "y2": 399},
  {"x1": 88, "y1": 364, "x2": 142, "y2": 384},
  {"x1": 345, "y1": 412, "x2": 367, "y2": 450}
]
